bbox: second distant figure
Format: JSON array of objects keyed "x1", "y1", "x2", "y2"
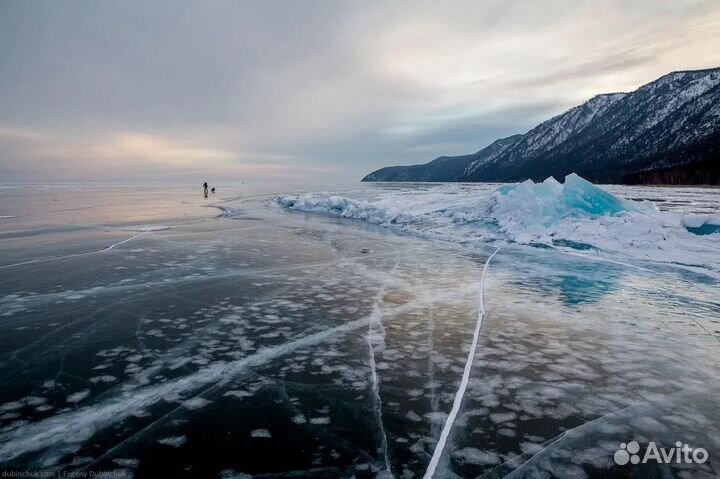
[{"x1": 203, "y1": 182, "x2": 208, "y2": 198}]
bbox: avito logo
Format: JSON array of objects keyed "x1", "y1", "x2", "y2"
[{"x1": 614, "y1": 441, "x2": 708, "y2": 465}]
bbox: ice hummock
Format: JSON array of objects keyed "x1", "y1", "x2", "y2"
[
  {"x1": 277, "y1": 174, "x2": 720, "y2": 277},
  {"x1": 496, "y1": 174, "x2": 648, "y2": 219},
  {"x1": 278, "y1": 174, "x2": 651, "y2": 232},
  {"x1": 489, "y1": 174, "x2": 652, "y2": 239}
]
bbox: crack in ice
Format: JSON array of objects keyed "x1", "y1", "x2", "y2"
[
  {"x1": 366, "y1": 268, "x2": 395, "y2": 477},
  {"x1": 0, "y1": 231, "x2": 148, "y2": 270},
  {"x1": 423, "y1": 247, "x2": 501, "y2": 479}
]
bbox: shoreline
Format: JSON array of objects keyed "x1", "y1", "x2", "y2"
[{"x1": 360, "y1": 179, "x2": 720, "y2": 188}]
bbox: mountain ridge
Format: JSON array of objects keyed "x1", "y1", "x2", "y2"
[{"x1": 363, "y1": 67, "x2": 720, "y2": 185}]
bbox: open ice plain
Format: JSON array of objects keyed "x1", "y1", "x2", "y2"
[{"x1": 0, "y1": 181, "x2": 718, "y2": 478}]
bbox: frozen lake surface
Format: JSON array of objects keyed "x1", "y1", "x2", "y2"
[{"x1": 0, "y1": 182, "x2": 719, "y2": 478}]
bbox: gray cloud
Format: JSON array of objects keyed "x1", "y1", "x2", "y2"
[{"x1": 1, "y1": 0, "x2": 719, "y2": 181}]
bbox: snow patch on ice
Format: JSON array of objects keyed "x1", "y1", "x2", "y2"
[
  {"x1": 66, "y1": 390, "x2": 90, "y2": 404},
  {"x1": 220, "y1": 471, "x2": 253, "y2": 479},
  {"x1": 309, "y1": 417, "x2": 331, "y2": 425},
  {"x1": 90, "y1": 375, "x2": 117, "y2": 384},
  {"x1": 291, "y1": 414, "x2": 307, "y2": 425},
  {"x1": 113, "y1": 458, "x2": 139, "y2": 468},
  {"x1": 452, "y1": 447, "x2": 501, "y2": 466},
  {"x1": 405, "y1": 410, "x2": 422, "y2": 422},
  {"x1": 223, "y1": 390, "x2": 253, "y2": 400},
  {"x1": 182, "y1": 397, "x2": 211, "y2": 410},
  {"x1": 157, "y1": 435, "x2": 186, "y2": 447}
]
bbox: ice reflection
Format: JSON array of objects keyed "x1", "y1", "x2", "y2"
[{"x1": 498, "y1": 247, "x2": 625, "y2": 306}]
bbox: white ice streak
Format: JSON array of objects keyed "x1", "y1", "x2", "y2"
[
  {"x1": 365, "y1": 274, "x2": 394, "y2": 476},
  {"x1": 127, "y1": 225, "x2": 171, "y2": 232},
  {"x1": 423, "y1": 247, "x2": 500, "y2": 479}
]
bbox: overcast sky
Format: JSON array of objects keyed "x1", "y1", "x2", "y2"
[{"x1": 1, "y1": 0, "x2": 719, "y2": 182}]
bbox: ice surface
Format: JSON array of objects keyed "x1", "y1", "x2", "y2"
[
  {"x1": 424, "y1": 247, "x2": 500, "y2": 479},
  {"x1": 1, "y1": 183, "x2": 718, "y2": 478}
]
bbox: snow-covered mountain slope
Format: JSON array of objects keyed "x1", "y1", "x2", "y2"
[
  {"x1": 363, "y1": 68, "x2": 720, "y2": 185},
  {"x1": 362, "y1": 134, "x2": 522, "y2": 182}
]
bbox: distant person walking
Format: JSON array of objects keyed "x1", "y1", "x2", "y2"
[{"x1": 203, "y1": 182, "x2": 208, "y2": 198}]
